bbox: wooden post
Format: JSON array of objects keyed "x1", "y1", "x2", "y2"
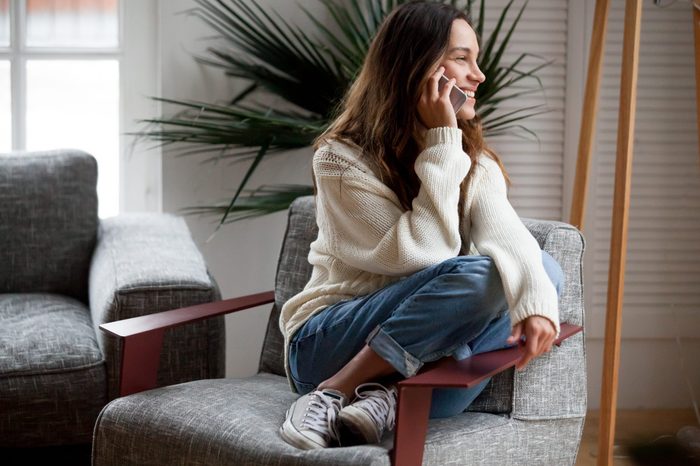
[
  {"x1": 569, "y1": 0, "x2": 611, "y2": 232},
  {"x1": 694, "y1": 2, "x2": 700, "y2": 167},
  {"x1": 596, "y1": 1, "x2": 643, "y2": 465}
]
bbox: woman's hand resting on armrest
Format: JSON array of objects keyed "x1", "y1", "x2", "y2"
[{"x1": 506, "y1": 315, "x2": 557, "y2": 371}]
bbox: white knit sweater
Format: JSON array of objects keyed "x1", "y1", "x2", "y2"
[{"x1": 279, "y1": 127, "x2": 560, "y2": 382}]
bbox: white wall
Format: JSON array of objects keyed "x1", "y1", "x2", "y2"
[
  {"x1": 155, "y1": 0, "x2": 700, "y2": 411},
  {"x1": 158, "y1": 0, "x2": 324, "y2": 377}
]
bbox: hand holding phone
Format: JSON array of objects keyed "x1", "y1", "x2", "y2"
[
  {"x1": 438, "y1": 74, "x2": 467, "y2": 113},
  {"x1": 417, "y1": 67, "x2": 463, "y2": 129}
]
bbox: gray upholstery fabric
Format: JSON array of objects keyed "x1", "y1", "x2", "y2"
[
  {"x1": 259, "y1": 197, "x2": 317, "y2": 376},
  {"x1": 94, "y1": 194, "x2": 586, "y2": 465},
  {"x1": 513, "y1": 220, "x2": 587, "y2": 420},
  {"x1": 93, "y1": 375, "x2": 582, "y2": 466},
  {"x1": 0, "y1": 150, "x2": 225, "y2": 448},
  {"x1": 0, "y1": 294, "x2": 106, "y2": 446},
  {"x1": 0, "y1": 150, "x2": 98, "y2": 302},
  {"x1": 89, "y1": 214, "x2": 226, "y2": 400}
]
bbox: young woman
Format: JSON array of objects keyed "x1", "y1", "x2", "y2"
[{"x1": 279, "y1": 0, "x2": 564, "y2": 450}]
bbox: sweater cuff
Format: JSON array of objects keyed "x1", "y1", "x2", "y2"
[{"x1": 425, "y1": 127, "x2": 462, "y2": 147}]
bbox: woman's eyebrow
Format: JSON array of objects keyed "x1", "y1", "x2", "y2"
[{"x1": 448, "y1": 46, "x2": 478, "y2": 55}]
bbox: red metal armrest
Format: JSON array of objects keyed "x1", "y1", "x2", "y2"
[
  {"x1": 100, "y1": 290, "x2": 275, "y2": 397},
  {"x1": 391, "y1": 322, "x2": 583, "y2": 466}
]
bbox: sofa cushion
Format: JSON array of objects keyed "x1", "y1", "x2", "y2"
[
  {"x1": 0, "y1": 293, "x2": 106, "y2": 446},
  {"x1": 93, "y1": 373, "x2": 583, "y2": 466},
  {"x1": 0, "y1": 150, "x2": 98, "y2": 302},
  {"x1": 89, "y1": 213, "x2": 225, "y2": 400}
]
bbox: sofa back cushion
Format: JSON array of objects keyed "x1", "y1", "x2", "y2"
[
  {"x1": 259, "y1": 196, "x2": 317, "y2": 377},
  {"x1": 0, "y1": 150, "x2": 98, "y2": 302}
]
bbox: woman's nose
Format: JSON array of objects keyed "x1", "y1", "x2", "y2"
[{"x1": 470, "y1": 66, "x2": 486, "y2": 83}]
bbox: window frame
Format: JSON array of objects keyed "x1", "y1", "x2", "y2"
[{"x1": 0, "y1": 0, "x2": 161, "y2": 214}]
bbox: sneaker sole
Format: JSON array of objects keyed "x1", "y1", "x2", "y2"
[
  {"x1": 339, "y1": 406, "x2": 381, "y2": 444},
  {"x1": 279, "y1": 408, "x2": 327, "y2": 450}
]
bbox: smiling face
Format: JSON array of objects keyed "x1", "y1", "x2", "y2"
[{"x1": 438, "y1": 19, "x2": 486, "y2": 120}]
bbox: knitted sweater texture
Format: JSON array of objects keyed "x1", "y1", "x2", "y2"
[{"x1": 279, "y1": 127, "x2": 560, "y2": 384}]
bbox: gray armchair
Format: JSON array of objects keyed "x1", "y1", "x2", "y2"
[
  {"x1": 0, "y1": 150, "x2": 225, "y2": 449},
  {"x1": 92, "y1": 195, "x2": 587, "y2": 466}
]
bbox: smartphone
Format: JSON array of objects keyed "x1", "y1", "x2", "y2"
[{"x1": 438, "y1": 74, "x2": 468, "y2": 113}]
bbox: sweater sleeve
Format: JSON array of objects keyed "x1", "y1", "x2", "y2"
[
  {"x1": 314, "y1": 127, "x2": 470, "y2": 276},
  {"x1": 469, "y1": 156, "x2": 561, "y2": 337}
]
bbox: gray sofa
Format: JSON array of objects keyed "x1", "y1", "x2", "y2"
[
  {"x1": 92, "y1": 195, "x2": 587, "y2": 466},
  {"x1": 0, "y1": 150, "x2": 225, "y2": 448}
]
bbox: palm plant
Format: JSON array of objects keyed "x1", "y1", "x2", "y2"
[{"x1": 135, "y1": 0, "x2": 552, "y2": 229}]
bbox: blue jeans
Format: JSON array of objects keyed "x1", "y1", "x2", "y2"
[{"x1": 288, "y1": 251, "x2": 564, "y2": 419}]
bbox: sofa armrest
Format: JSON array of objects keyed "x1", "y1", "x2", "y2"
[
  {"x1": 399, "y1": 323, "x2": 582, "y2": 389},
  {"x1": 391, "y1": 322, "x2": 583, "y2": 466},
  {"x1": 100, "y1": 291, "x2": 275, "y2": 397},
  {"x1": 89, "y1": 213, "x2": 225, "y2": 400},
  {"x1": 513, "y1": 218, "x2": 587, "y2": 421},
  {"x1": 390, "y1": 219, "x2": 587, "y2": 466}
]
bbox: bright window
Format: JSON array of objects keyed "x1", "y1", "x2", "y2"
[
  {"x1": 0, "y1": 0, "x2": 8, "y2": 47},
  {"x1": 1, "y1": 0, "x2": 121, "y2": 218},
  {"x1": 0, "y1": 60, "x2": 9, "y2": 152},
  {"x1": 26, "y1": 59, "x2": 119, "y2": 208},
  {"x1": 26, "y1": 0, "x2": 118, "y2": 48}
]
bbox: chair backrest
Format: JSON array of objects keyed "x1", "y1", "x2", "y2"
[
  {"x1": 260, "y1": 195, "x2": 515, "y2": 413},
  {"x1": 259, "y1": 196, "x2": 317, "y2": 377},
  {"x1": 260, "y1": 195, "x2": 585, "y2": 416},
  {"x1": 0, "y1": 150, "x2": 98, "y2": 302}
]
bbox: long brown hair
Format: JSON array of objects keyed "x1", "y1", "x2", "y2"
[{"x1": 313, "y1": 0, "x2": 510, "y2": 214}]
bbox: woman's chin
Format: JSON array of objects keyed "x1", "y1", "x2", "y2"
[{"x1": 457, "y1": 107, "x2": 476, "y2": 121}]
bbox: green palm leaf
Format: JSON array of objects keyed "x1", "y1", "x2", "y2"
[
  {"x1": 137, "y1": 0, "x2": 553, "y2": 227},
  {"x1": 181, "y1": 184, "x2": 316, "y2": 224}
]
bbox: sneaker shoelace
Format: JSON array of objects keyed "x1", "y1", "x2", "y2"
[
  {"x1": 302, "y1": 391, "x2": 343, "y2": 443},
  {"x1": 352, "y1": 383, "x2": 398, "y2": 432}
]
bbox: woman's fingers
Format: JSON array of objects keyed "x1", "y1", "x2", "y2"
[
  {"x1": 430, "y1": 66, "x2": 444, "y2": 99},
  {"x1": 515, "y1": 316, "x2": 557, "y2": 370},
  {"x1": 440, "y1": 77, "x2": 456, "y2": 101},
  {"x1": 506, "y1": 322, "x2": 522, "y2": 345},
  {"x1": 535, "y1": 323, "x2": 555, "y2": 356},
  {"x1": 547, "y1": 332, "x2": 556, "y2": 351},
  {"x1": 418, "y1": 65, "x2": 458, "y2": 128},
  {"x1": 517, "y1": 332, "x2": 539, "y2": 370}
]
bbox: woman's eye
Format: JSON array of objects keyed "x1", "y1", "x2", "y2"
[{"x1": 456, "y1": 56, "x2": 466, "y2": 62}]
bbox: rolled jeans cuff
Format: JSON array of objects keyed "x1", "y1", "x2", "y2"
[{"x1": 366, "y1": 325, "x2": 423, "y2": 378}]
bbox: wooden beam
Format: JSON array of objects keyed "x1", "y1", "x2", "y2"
[
  {"x1": 569, "y1": 0, "x2": 610, "y2": 231},
  {"x1": 597, "y1": 0, "x2": 643, "y2": 464},
  {"x1": 694, "y1": 2, "x2": 700, "y2": 167}
]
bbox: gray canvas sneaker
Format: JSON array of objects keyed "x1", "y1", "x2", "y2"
[
  {"x1": 338, "y1": 383, "x2": 398, "y2": 445},
  {"x1": 280, "y1": 388, "x2": 347, "y2": 449}
]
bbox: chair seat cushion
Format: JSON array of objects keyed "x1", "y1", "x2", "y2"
[
  {"x1": 93, "y1": 373, "x2": 583, "y2": 466},
  {"x1": 0, "y1": 293, "x2": 103, "y2": 375},
  {"x1": 0, "y1": 293, "x2": 106, "y2": 446}
]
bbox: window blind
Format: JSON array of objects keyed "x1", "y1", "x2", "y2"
[
  {"x1": 481, "y1": 0, "x2": 569, "y2": 221},
  {"x1": 589, "y1": 0, "x2": 700, "y2": 337}
]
